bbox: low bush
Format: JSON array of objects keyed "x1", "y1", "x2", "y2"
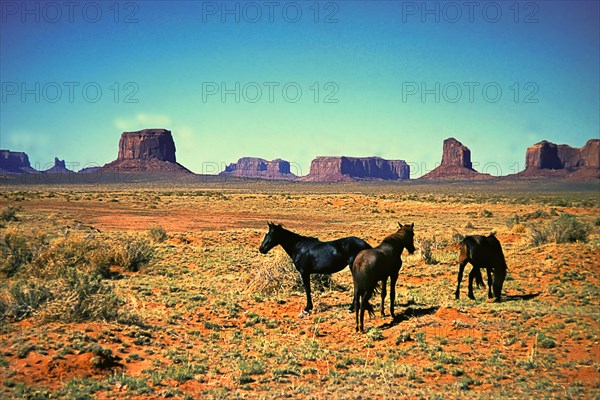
[
  {"x1": 148, "y1": 226, "x2": 168, "y2": 243},
  {"x1": 0, "y1": 228, "x2": 34, "y2": 277},
  {"x1": 419, "y1": 239, "x2": 437, "y2": 265},
  {"x1": 0, "y1": 230, "x2": 150, "y2": 324},
  {"x1": 0, "y1": 206, "x2": 20, "y2": 222},
  {"x1": 529, "y1": 214, "x2": 590, "y2": 246},
  {"x1": 113, "y1": 236, "x2": 154, "y2": 272}
]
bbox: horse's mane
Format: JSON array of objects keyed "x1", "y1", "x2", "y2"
[
  {"x1": 276, "y1": 225, "x2": 319, "y2": 242},
  {"x1": 381, "y1": 227, "x2": 412, "y2": 246}
]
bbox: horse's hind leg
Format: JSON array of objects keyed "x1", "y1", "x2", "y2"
[
  {"x1": 467, "y1": 267, "x2": 477, "y2": 300},
  {"x1": 455, "y1": 260, "x2": 467, "y2": 299},
  {"x1": 348, "y1": 258, "x2": 356, "y2": 313},
  {"x1": 380, "y1": 278, "x2": 387, "y2": 317},
  {"x1": 300, "y1": 273, "x2": 313, "y2": 316},
  {"x1": 359, "y1": 291, "x2": 373, "y2": 333},
  {"x1": 389, "y1": 273, "x2": 399, "y2": 318},
  {"x1": 354, "y1": 290, "x2": 361, "y2": 332},
  {"x1": 486, "y1": 268, "x2": 493, "y2": 299}
]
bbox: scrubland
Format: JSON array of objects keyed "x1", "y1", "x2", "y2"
[{"x1": 0, "y1": 180, "x2": 598, "y2": 399}]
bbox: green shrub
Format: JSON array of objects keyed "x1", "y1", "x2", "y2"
[
  {"x1": 480, "y1": 210, "x2": 493, "y2": 218},
  {"x1": 32, "y1": 232, "x2": 112, "y2": 278},
  {"x1": 546, "y1": 214, "x2": 590, "y2": 244},
  {"x1": 148, "y1": 226, "x2": 167, "y2": 243},
  {"x1": 419, "y1": 239, "x2": 437, "y2": 265},
  {"x1": 506, "y1": 215, "x2": 520, "y2": 229},
  {"x1": 529, "y1": 224, "x2": 548, "y2": 247},
  {"x1": 530, "y1": 214, "x2": 590, "y2": 246},
  {"x1": 537, "y1": 332, "x2": 556, "y2": 349},
  {"x1": 0, "y1": 229, "x2": 34, "y2": 277},
  {"x1": 38, "y1": 268, "x2": 122, "y2": 323},
  {"x1": 7, "y1": 281, "x2": 53, "y2": 320},
  {"x1": 113, "y1": 237, "x2": 154, "y2": 272},
  {"x1": 0, "y1": 206, "x2": 20, "y2": 222}
]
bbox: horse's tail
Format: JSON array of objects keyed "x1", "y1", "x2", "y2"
[
  {"x1": 363, "y1": 300, "x2": 375, "y2": 318},
  {"x1": 372, "y1": 281, "x2": 382, "y2": 294},
  {"x1": 474, "y1": 267, "x2": 485, "y2": 288}
]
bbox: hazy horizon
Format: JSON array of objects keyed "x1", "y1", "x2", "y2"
[{"x1": 1, "y1": 1, "x2": 599, "y2": 177}]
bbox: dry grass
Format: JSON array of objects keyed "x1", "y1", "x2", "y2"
[{"x1": 247, "y1": 250, "x2": 336, "y2": 295}]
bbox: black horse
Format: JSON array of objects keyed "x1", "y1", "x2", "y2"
[
  {"x1": 455, "y1": 233, "x2": 507, "y2": 302},
  {"x1": 352, "y1": 223, "x2": 415, "y2": 332},
  {"x1": 259, "y1": 222, "x2": 371, "y2": 316}
]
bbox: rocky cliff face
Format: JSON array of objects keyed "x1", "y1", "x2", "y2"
[
  {"x1": 516, "y1": 139, "x2": 600, "y2": 179},
  {"x1": 43, "y1": 158, "x2": 73, "y2": 173},
  {"x1": 102, "y1": 129, "x2": 192, "y2": 173},
  {"x1": 220, "y1": 157, "x2": 297, "y2": 180},
  {"x1": 302, "y1": 156, "x2": 409, "y2": 181},
  {"x1": 525, "y1": 141, "x2": 563, "y2": 169},
  {"x1": 557, "y1": 139, "x2": 600, "y2": 170},
  {"x1": 420, "y1": 138, "x2": 493, "y2": 180},
  {"x1": 579, "y1": 139, "x2": 600, "y2": 168},
  {"x1": 0, "y1": 150, "x2": 37, "y2": 173}
]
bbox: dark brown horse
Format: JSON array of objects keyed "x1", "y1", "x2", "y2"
[
  {"x1": 455, "y1": 233, "x2": 507, "y2": 302},
  {"x1": 352, "y1": 223, "x2": 415, "y2": 332},
  {"x1": 259, "y1": 223, "x2": 371, "y2": 316}
]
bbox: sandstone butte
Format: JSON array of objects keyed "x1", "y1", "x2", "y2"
[
  {"x1": 0, "y1": 150, "x2": 37, "y2": 174},
  {"x1": 300, "y1": 156, "x2": 410, "y2": 182},
  {"x1": 219, "y1": 157, "x2": 297, "y2": 180},
  {"x1": 509, "y1": 139, "x2": 600, "y2": 180},
  {"x1": 42, "y1": 158, "x2": 73, "y2": 174},
  {"x1": 101, "y1": 129, "x2": 192, "y2": 173},
  {"x1": 420, "y1": 137, "x2": 494, "y2": 180}
]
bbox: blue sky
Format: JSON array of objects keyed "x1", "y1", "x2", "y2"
[{"x1": 1, "y1": 0, "x2": 598, "y2": 176}]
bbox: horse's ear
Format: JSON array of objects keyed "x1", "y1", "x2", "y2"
[
  {"x1": 410, "y1": 223, "x2": 414, "y2": 228},
  {"x1": 398, "y1": 222, "x2": 403, "y2": 228}
]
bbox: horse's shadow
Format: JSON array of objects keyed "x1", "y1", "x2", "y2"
[
  {"x1": 501, "y1": 293, "x2": 541, "y2": 302},
  {"x1": 378, "y1": 305, "x2": 440, "y2": 330}
]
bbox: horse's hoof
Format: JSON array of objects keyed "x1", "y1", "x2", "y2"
[{"x1": 299, "y1": 310, "x2": 310, "y2": 318}]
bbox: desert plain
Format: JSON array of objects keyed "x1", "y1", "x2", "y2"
[{"x1": 0, "y1": 178, "x2": 598, "y2": 399}]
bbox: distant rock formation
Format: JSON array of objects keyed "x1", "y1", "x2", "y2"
[
  {"x1": 0, "y1": 150, "x2": 37, "y2": 173},
  {"x1": 43, "y1": 158, "x2": 73, "y2": 173},
  {"x1": 525, "y1": 141, "x2": 563, "y2": 170},
  {"x1": 78, "y1": 166, "x2": 101, "y2": 174},
  {"x1": 420, "y1": 138, "x2": 493, "y2": 180},
  {"x1": 302, "y1": 156, "x2": 409, "y2": 182},
  {"x1": 101, "y1": 129, "x2": 192, "y2": 173},
  {"x1": 441, "y1": 137, "x2": 473, "y2": 169},
  {"x1": 514, "y1": 139, "x2": 600, "y2": 179},
  {"x1": 219, "y1": 157, "x2": 297, "y2": 180}
]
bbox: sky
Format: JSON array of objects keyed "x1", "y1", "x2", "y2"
[{"x1": 1, "y1": 0, "x2": 599, "y2": 177}]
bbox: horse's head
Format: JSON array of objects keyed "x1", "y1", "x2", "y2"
[
  {"x1": 259, "y1": 222, "x2": 283, "y2": 254},
  {"x1": 397, "y1": 222, "x2": 416, "y2": 254}
]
